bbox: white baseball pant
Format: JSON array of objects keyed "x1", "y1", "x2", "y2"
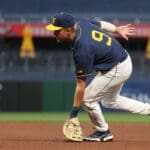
[{"x1": 82, "y1": 54, "x2": 150, "y2": 131}]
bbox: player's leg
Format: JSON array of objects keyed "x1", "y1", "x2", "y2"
[
  {"x1": 82, "y1": 101, "x2": 114, "y2": 142},
  {"x1": 115, "y1": 95, "x2": 150, "y2": 114},
  {"x1": 100, "y1": 55, "x2": 150, "y2": 114},
  {"x1": 82, "y1": 71, "x2": 115, "y2": 142},
  {"x1": 101, "y1": 84, "x2": 150, "y2": 115},
  {"x1": 82, "y1": 55, "x2": 131, "y2": 134},
  {"x1": 82, "y1": 101, "x2": 108, "y2": 131},
  {"x1": 82, "y1": 54, "x2": 150, "y2": 142},
  {"x1": 82, "y1": 54, "x2": 131, "y2": 141}
]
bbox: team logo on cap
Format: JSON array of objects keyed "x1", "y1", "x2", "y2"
[{"x1": 51, "y1": 17, "x2": 56, "y2": 24}]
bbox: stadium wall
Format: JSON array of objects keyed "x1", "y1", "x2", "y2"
[
  {"x1": 0, "y1": 0, "x2": 150, "y2": 14},
  {"x1": 0, "y1": 80, "x2": 150, "y2": 112},
  {"x1": 0, "y1": 82, "x2": 42, "y2": 111}
]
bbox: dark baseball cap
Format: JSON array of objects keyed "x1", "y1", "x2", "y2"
[{"x1": 46, "y1": 13, "x2": 75, "y2": 31}]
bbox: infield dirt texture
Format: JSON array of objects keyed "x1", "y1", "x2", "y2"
[{"x1": 0, "y1": 122, "x2": 149, "y2": 150}]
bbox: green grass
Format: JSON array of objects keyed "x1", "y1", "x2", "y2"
[{"x1": 0, "y1": 112, "x2": 149, "y2": 123}]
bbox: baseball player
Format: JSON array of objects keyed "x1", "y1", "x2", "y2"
[{"x1": 46, "y1": 13, "x2": 150, "y2": 142}]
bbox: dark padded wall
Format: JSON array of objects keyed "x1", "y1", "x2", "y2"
[{"x1": 0, "y1": 82, "x2": 42, "y2": 111}]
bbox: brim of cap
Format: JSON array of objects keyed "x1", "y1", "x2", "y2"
[{"x1": 46, "y1": 24, "x2": 63, "y2": 31}]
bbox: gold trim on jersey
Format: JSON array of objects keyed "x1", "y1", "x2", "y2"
[
  {"x1": 71, "y1": 24, "x2": 82, "y2": 50},
  {"x1": 76, "y1": 72, "x2": 93, "y2": 78}
]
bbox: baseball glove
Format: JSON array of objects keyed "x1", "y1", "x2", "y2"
[{"x1": 63, "y1": 117, "x2": 83, "y2": 142}]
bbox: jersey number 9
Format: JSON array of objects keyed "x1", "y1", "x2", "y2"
[{"x1": 91, "y1": 30, "x2": 112, "y2": 46}]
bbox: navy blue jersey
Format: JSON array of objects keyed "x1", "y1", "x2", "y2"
[{"x1": 72, "y1": 20, "x2": 127, "y2": 79}]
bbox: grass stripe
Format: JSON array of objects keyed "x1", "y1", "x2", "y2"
[{"x1": 0, "y1": 112, "x2": 149, "y2": 123}]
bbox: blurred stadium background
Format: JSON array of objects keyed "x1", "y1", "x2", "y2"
[{"x1": 0, "y1": 0, "x2": 150, "y2": 113}]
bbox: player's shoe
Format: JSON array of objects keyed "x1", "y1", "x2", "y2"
[{"x1": 83, "y1": 129, "x2": 113, "y2": 142}]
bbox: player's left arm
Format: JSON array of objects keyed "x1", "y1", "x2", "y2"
[
  {"x1": 115, "y1": 24, "x2": 136, "y2": 40},
  {"x1": 100, "y1": 21, "x2": 136, "y2": 40},
  {"x1": 90, "y1": 20, "x2": 136, "y2": 40}
]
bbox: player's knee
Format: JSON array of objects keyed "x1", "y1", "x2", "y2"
[
  {"x1": 82, "y1": 102, "x2": 91, "y2": 111},
  {"x1": 82, "y1": 101, "x2": 96, "y2": 111}
]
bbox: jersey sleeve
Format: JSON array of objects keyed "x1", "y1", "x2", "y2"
[
  {"x1": 73, "y1": 52, "x2": 94, "y2": 79},
  {"x1": 89, "y1": 20, "x2": 102, "y2": 28}
]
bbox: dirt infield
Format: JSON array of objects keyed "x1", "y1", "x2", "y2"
[{"x1": 0, "y1": 122, "x2": 149, "y2": 150}]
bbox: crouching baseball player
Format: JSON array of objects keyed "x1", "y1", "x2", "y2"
[{"x1": 46, "y1": 13, "x2": 150, "y2": 142}]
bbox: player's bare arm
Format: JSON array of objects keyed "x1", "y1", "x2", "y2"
[{"x1": 73, "y1": 78, "x2": 86, "y2": 108}]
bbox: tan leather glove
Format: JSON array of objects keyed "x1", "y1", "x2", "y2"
[{"x1": 63, "y1": 117, "x2": 83, "y2": 142}]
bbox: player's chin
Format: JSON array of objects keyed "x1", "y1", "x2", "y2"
[{"x1": 56, "y1": 37, "x2": 64, "y2": 43}]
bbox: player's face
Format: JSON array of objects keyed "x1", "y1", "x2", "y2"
[{"x1": 54, "y1": 29, "x2": 71, "y2": 43}]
